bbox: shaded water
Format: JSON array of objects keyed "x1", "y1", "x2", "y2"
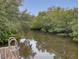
[{"x1": 19, "y1": 31, "x2": 77, "y2": 59}]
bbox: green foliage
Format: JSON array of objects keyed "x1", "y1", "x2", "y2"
[
  {"x1": 19, "y1": 11, "x2": 34, "y2": 31},
  {"x1": 0, "y1": 0, "x2": 22, "y2": 44},
  {"x1": 0, "y1": 0, "x2": 78, "y2": 45},
  {"x1": 31, "y1": 7, "x2": 78, "y2": 41}
]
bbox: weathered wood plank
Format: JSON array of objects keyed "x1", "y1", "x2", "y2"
[{"x1": 0, "y1": 46, "x2": 19, "y2": 59}]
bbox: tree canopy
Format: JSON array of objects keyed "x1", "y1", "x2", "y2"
[{"x1": 0, "y1": 0, "x2": 78, "y2": 45}]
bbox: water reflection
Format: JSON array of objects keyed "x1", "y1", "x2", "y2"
[
  {"x1": 19, "y1": 39, "x2": 60, "y2": 59},
  {"x1": 19, "y1": 31, "x2": 77, "y2": 59}
]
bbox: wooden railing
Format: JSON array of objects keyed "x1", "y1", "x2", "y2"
[{"x1": 0, "y1": 37, "x2": 20, "y2": 59}]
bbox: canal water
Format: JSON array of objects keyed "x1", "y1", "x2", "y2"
[{"x1": 19, "y1": 31, "x2": 78, "y2": 59}]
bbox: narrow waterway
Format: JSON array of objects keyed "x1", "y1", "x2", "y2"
[{"x1": 19, "y1": 31, "x2": 78, "y2": 59}]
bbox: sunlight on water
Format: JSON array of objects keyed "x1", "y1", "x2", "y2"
[
  {"x1": 29, "y1": 40, "x2": 57, "y2": 59},
  {"x1": 20, "y1": 39, "x2": 61, "y2": 59},
  {"x1": 19, "y1": 31, "x2": 77, "y2": 59}
]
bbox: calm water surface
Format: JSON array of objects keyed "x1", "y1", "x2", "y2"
[{"x1": 19, "y1": 31, "x2": 77, "y2": 59}]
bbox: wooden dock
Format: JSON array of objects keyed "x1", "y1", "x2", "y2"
[
  {"x1": 0, "y1": 46, "x2": 19, "y2": 59},
  {"x1": 0, "y1": 37, "x2": 20, "y2": 59}
]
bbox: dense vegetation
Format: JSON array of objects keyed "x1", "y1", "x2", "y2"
[
  {"x1": 0, "y1": 0, "x2": 78, "y2": 45},
  {"x1": 31, "y1": 7, "x2": 78, "y2": 42},
  {"x1": 0, "y1": 0, "x2": 24, "y2": 44}
]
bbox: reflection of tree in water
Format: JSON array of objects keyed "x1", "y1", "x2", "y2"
[
  {"x1": 36, "y1": 39, "x2": 55, "y2": 54},
  {"x1": 22, "y1": 31, "x2": 77, "y2": 59},
  {"x1": 36, "y1": 36, "x2": 77, "y2": 59}
]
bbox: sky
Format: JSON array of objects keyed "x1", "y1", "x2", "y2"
[{"x1": 19, "y1": 0, "x2": 78, "y2": 15}]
